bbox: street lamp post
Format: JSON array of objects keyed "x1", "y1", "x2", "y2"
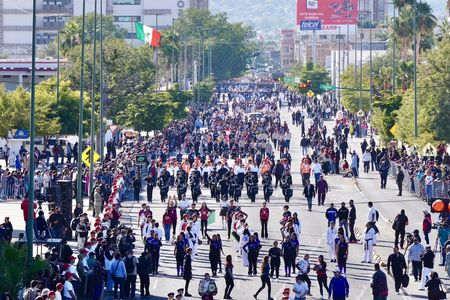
[
  {"x1": 89, "y1": 0, "x2": 98, "y2": 203},
  {"x1": 413, "y1": 0, "x2": 418, "y2": 138},
  {"x1": 76, "y1": 0, "x2": 87, "y2": 206},
  {"x1": 369, "y1": 6, "x2": 373, "y2": 112},
  {"x1": 99, "y1": 0, "x2": 105, "y2": 160},
  {"x1": 56, "y1": 3, "x2": 61, "y2": 103},
  {"x1": 28, "y1": 0, "x2": 38, "y2": 266}
]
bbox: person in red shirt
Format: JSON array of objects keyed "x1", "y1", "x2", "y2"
[
  {"x1": 21, "y1": 196, "x2": 38, "y2": 239},
  {"x1": 260, "y1": 202, "x2": 270, "y2": 239},
  {"x1": 199, "y1": 202, "x2": 212, "y2": 239}
]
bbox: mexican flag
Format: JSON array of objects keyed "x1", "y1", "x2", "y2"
[{"x1": 135, "y1": 22, "x2": 161, "y2": 47}]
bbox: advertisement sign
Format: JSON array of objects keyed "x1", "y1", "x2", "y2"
[
  {"x1": 297, "y1": 0, "x2": 359, "y2": 26},
  {"x1": 300, "y1": 20, "x2": 322, "y2": 30}
]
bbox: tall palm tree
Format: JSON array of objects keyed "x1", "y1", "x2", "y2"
[
  {"x1": 60, "y1": 19, "x2": 81, "y2": 56},
  {"x1": 435, "y1": 20, "x2": 450, "y2": 42},
  {"x1": 393, "y1": 8, "x2": 414, "y2": 61},
  {"x1": 414, "y1": 2, "x2": 437, "y2": 64}
]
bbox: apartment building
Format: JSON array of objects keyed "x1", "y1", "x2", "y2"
[
  {"x1": 0, "y1": 0, "x2": 208, "y2": 55},
  {"x1": 280, "y1": 29, "x2": 296, "y2": 71}
]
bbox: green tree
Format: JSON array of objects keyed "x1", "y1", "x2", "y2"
[
  {"x1": 63, "y1": 38, "x2": 155, "y2": 123},
  {"x1": 168, "y1": 84, "x2": 192, "y2": 119},
  {"x1": 120, "y1": 92, "x2": 176, "y2": 132},
  {"x1": 192, "y1": 78, "x2": 215, "y2": 103},
  {"x1": 298, "y1": 60, "x2": 331, "y2": 95},
  {"x1": 60, "y1": 14, "x2": 127, "y2": 56},
  {"x1": 371, "y1": 94, "x2": 402, "y2": 143},
  {"x1": 173, "y1": 9, "x2": 258, "y2": 81},
  {"x1": 160, "y1": 29, "x2": 180, "y2": 89},
  {"x1": 396, "y1": 36, "x2": 450, "y2": 145}
]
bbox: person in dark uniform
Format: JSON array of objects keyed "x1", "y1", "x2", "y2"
[
  {"x1": 281, "y1": 170, "x2": 293, "y2": 202},
  {"x1": 396, "y1": 166, "x2": 405, "y2": 196},
  {"x1": 348, "y1": 200, "x2": 357, "y2": 243},
  {"x1": 190, "y1": 171, "x2": 202, "y2": 203},
  {"x1": 244, "y1": 235, "x2": 262, "y2": 276},
  {"x1": 176, "y1": 169, "x2": 188, "y2": 200},
  {"x1": 268, "y1": 241, "x2": 281, "y2": 280},
  {"x1": 144, "y1": 175, "x2": 154, "y2": 203},
  {"x1": 387, "y1": 247, "x2": 407, "y2": 295},
  {"x1": 133, "y1": 176, "x2": 142, "y2": 201},
  {"x1": 183, "y1": 248, "x2": 193, "y2": 297},
  {"x1": 246, "y1": 172, "x2": 258, "y2": 203},
  {"x1": 158, "y1": 170, "x2": 170, "y2": 202},
  {"x1": 262, "y1": 173, "x2": 273, "y2": 202}
]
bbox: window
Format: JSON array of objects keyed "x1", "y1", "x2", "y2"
[
  {"x1": 112, "y1": 0, "x2": 141, "y2": 5},
  {"x1": 114, "y1": 16, "x2": 141, "y2": 22}
]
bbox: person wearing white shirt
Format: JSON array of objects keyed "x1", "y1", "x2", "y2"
[
  {"x1": 312, "y1": 160, "x2": 322, "y2": 184},
  {"x1": 142, "y1": 219, "x2": 154, "y2": 239},
  {"x1": 292, "y1": 274, "x2": 309, "y2": 300},
  {"x1": 178, "y1": 196, "x2": 190, "y2": 219},
  {"x1": 362, "y1": 150, "x2": 371, "y2": 173},
  {"x1": 63, "y1": 273, "x2": 77, "y2": 300},
  {"x1": 327, "y1": 222, "x2": 337, "y2": 262},
  {"x1": 154, "y1": 222, "x2": 164, "y2": 241},
  {"x1": 367, "y1": 202, "x2": 377, "y2": 224},
  {"x1": 362, "y1": 223, "x2": 376, "y2": 263}
]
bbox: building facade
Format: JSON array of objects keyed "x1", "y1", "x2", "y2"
[
  {"x1": 280, "y1": 29, "x2": 296, "y2": 71},
  {"x1": 0, "y1": 0, "x2": 208, "y2": 55}
]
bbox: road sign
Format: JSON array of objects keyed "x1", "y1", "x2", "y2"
[
  {"x1": 422, "y1": 143, "x2": 437, "y2": 156},
  {"x1": 82, "y1": 146, "x2": 100, "y2": 168},
  {"x1": 389, "y1": 124, "x2": 398, "y2": 136},
  {"x1": 13, "y1": 129, "x2": 29, "y2": 139},
  {"x1": 135, "y1": 154, "x2": 148, "y2": 166},
  {"x1": 294, "y1": 77, "x2": 301, "y2": 84},
  {"x1": 320, "y1": 84, "x2": 335, "y2": 91},
  {"x1": 306, "y1": 90, "x2": 315, "y2": 97},
  {"x1": 283, "y1": 76, "x2": 295, "y2": 84}
]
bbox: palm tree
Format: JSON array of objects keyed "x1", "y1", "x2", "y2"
[
  {"x1": 393, "y1": 8, "x2": 414, "y2": 61},
  {"x1": 436, "y1": 20, "x2": 450, "y2": 42},
  {"x1": 397, "y1": 60, "x2": 414, "y2": 91},
  {"x1": 414, "y1": 2, "x2": 437, "y2": 64},
  {"x1": 60, "y1": 19, "x2": 81, "y2": 56}
]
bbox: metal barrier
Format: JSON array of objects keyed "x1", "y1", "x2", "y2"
[{"x1": 389, "y1": 161, "x2": 450, "y2": 200}]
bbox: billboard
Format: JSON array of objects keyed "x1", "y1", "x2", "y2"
[{"x1": 297, "y1": 0, "x2": 358, "y2": 28}]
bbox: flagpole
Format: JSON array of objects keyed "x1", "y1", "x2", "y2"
[
  {"x1": 89, "y1": 0, "x2": 98, "y2": 207},
  {"x1": 154, "y1": 13, "x2": 159, "y2": 90}
]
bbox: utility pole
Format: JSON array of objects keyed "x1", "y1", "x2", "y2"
[
  {"x1": 76, "y1": 0, "x2": 86, "y2": 206},
  {"x1": 338, "y1": 27, "x2": 341, "y2": 106},
  {"x1": 56, "y1": 3, "x2": 61, "y2": 103},
  {"x1": 28, "y1": 0, "x2": 37, "y2": 266},
  {"x1": 154, "y1": 14, "x2": 159, "y2": 89},
  {"x1": 413, "y1": 0, "x2": 418, "y2": 138},
  {"x1": 99, "y1": 0, "x2": 105, "y2": 160},
  {"x1": 208, "y1": 29, "x2": 212, "y2": 77},
  {"x1": 312, "y1": 29, "x2": 317, "y2": 64},
  {"x1": 359, "y1": 19, "x2": 363, "y2": 110},
  {"x1": 183, "y1": 32, "x2": 187, "y2": 90},
  {"x1": 89, "y1": 0, "x2": 98, "y2": 203}
]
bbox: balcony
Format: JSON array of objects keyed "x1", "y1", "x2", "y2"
[{"x1": 39, "y1": 2, "x2": 73, "y2": 14}]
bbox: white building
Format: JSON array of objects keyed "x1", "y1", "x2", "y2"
[{"x1": 0, "y1": 0, "x2": 208, "y2": 56}]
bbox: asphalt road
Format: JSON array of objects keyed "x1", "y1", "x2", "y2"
[{"x1": 1, "y1": 105, "x2": 446, "y2": 300}]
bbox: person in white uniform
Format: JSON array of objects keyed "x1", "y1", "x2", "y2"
[
  {"x1": 362, "y1": 223, "x2": 376, "y2": 263},
  {"x1": 327, "y1": 221, "x2": 337, "y2": 262}
]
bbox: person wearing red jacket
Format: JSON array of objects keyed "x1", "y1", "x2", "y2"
[{"x1": 260, "y1": 202, "x2": 270, "y2": 239}]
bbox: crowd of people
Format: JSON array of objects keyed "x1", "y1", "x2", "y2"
[{"x1": 0, "y1": 77, "x2": 449, "y2": 300}]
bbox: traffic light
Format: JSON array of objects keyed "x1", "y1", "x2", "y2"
[{"x1": 430, "y1": 198, "x2": 450, "y2": 213}]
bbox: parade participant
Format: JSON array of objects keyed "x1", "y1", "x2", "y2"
[
  {"x1": 348, "y1": 200, "x2": 357, "y2": 243},
  {"x1": 362, "y1": 222, "x2": 376, "y2": 263},
  {"x1": 303, "y1": 179, "x2": 315, "y2": 211},
  {"x1": 422, "y1": 209, "x2": 432, "y2": 245},
  {"x1": 314, "y1": 255, "x2": 329, "y2": 298},
  {"x1": 240, "y1": 228, "x2": 250, "y2": 267},
  {"x1": 425, "y1": 272, "x2": 444, "y2": 300},
  {"x1": 224, "y1": 255, "x2": 234, "y2": 299},
  {"x1": 392, "y1": 209, "x2": 409, "y2": 249},
  {"x1": 205, "y1": 233, "x2": 223, "y2": 276},
  {"x1": 282, "y1": 236, "x2": 294, "y2": 277},
  {"x1": 337, "y1": 202, "x2": 349, "y2": 238},
  {"x1": 260, "y1": 202, "x2": 269, "y2": 239},
  {"x1": 281, "y1": 169, "x2": 293, "y2": 202},
  {"x1": 387, "y1": 247, "x2": 407, "y2": 295},
  {"x1": 262, "y1": 173, "x2": 273, "y2": 202},
  {"x1": 316, "y1": 175, "x2": 329, "y2": 206},
  {"x1": 378, "y1": 159, "x2": 390, "y2": 189},
  {"x1": 190, "y1": 169, "x2": 202, "y2": 203},
  {"x1": 137, "y1": 251, "x2": 151, "y2": 296},
  {"x1": 336, "y1": 235, "x2": 349, "y2": 274},
  {"x1": 158, "y1": 169, "x2": 170, "y2": 202},
  {"x1": 244, "y1": 234, "x2": 262, "y2": 276},
  {"x1": 409, "y1": 237, "x2": 425, "y2": 282},
  {"x1": 183, "y1": 248, "x2": 193, "y2": 297},
  {"x1": 296, "y1": 254, "x2": 312, "y2": 295},
  {"x1": 144, "y1": 174, "x2": 155, "y2": 202},
  {"x1": 325, "y1": 203, "x2": 338, "y2": 226},
  {"x1": 269, "y1": 241, "x2": 281, "y2": 280},
  {"x1": 253, "y1": 256, "x2": 273, "y2": 300},
  {"x1": 198, "y1": 273, "x2": 217, "y2": 300},
  {"x1": 420, "y1": 245, "x2": 435, "y2": 290},
  {"x1": 174, "y1": 234, "x2": 187, "y2": 277},
  {"x1": 327, "y1": 221, "x2": 337, "y2": 262},
  {"x1": 371, "y1": 263, "x2": 388, "y2": 300},
  {"x1": 396, "y1": 166, "x2": 405, "y2": 196},
  {"x1": 292, "y1": 275, "x2": 309, "y2": 300},
  {"x1": 328, "y1": 267, "x2": 349, "y2": 300},
  {"x1": 199, "y1": 202, "x2": 212, "y2": 238}
]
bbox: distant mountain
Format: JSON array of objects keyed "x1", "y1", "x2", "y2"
[{"x1": 210, "y1": 0, "x2": 448, "y2": 42}]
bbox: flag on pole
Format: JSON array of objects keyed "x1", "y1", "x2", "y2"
[{"x1": 135, "y1": 22, "x2": 161, "y2": 47}]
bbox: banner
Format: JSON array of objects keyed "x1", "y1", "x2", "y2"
[{"x1": 297, "y1": 0, "x2": 358, "y2": 27}]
